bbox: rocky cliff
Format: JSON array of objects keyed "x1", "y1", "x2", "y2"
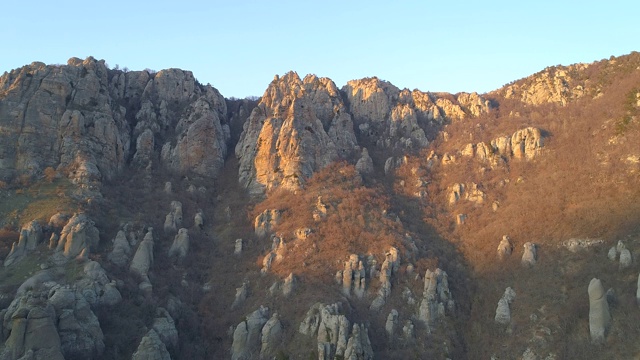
[
  {"x1": 0, "y1": 57, "x2": 229, "y2": 187},
  {"x1": 0, "y1": 52, "x2": 639, "y2": 360}
]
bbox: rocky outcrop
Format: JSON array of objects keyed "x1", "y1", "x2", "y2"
[
  {"x1": 260, "y1": 312, "x2": 283, "y2": 358},
  {"x1": 355, "y1": 148, "x2": 374, "y2": 175},
  {"x1": 496, "y1": 64, "x2": 589, "y2": 106},
  {"x1": 298, "y1": 302, "x2": 351, "y2": 360},
  {"x1": 418, "y1": 268, "x2": 454, "y2": 331},
  {"x1": 497, "y1": 235, "x2": 513, "y2": 260},
  {"x1": 522, "y1": 242, "x2": 537, "y2": 267},
  {"x1": 151, "y1": 308, "x2": 179, "y2": 352},
  {"x1": 588, "y1": 278, "x2": 611, "y2": 343},
  {"x1": 231, "y1": 282, "x2": 248, "y2": 310},
  {"x1": 1, "y1": 306, "x2": 64, "y2": 360},
  {"x1": 4, "y1": 220, "x2": 44, "y2": 267},
  {"x1": 370, "y1": 247, "x2": 400, "y2": 311},
  {"x1": 343, "y1": 78, "x2": 490, "y2": 151},
  {"x1": 336, "y1": 254, "x2": 366, "y2": 298},
  {"x1": 448, "y1": 182, "x2": 485, "y2": 206},
  {"x1": 0, "y1": 57, "x2": 229, "y2": 184},
  {"x1": 254, "y1": 209, "x2": 281, "y2": 238},
  {"x1": 131, "y1": 329, "x2": 171, "y2": 360},
  {"x1": 235, "y1": 72, "x2": 357, "y2": 195},
  {"x1": 55, "y1": 213, "x2": 99, "y2": 258},
  {"x1": 459, "y1": 127, "x2": 544, "y2": 165},
  {"x1": 168, "y1": 228, "x2": 189, "y2": 259},
  {"x1": 130, "y1": 228, "x2": 154, "y2": 293},
  {"x1": 385, "y1": 309, "x2": 399, "y2": 338},
  {"x1": 231, "y1": 306, "x2": 270, "y2": 360},
  {"x1": 494, "y1": 287, "x2": 516, "y2": 325},
  {"x1": 163, "y1": 201, "x2": 183, "y2": 234},
  {"x1": 194, "y1": 209, "x2": 204, "y2": 230},
  {"x1": 108, "y1": 230, "x2": 131, "y2": 267}
]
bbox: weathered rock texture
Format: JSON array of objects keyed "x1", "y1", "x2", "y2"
[
  {"x1": 236, "y1": 72, "x2": 357, "y2": 194},
  {"x1": 494, "y1": 287, "x2": 516, "y2": 325},
  {"x1": 299, "y1": 302, "x2": 373, "y2": 360},
  {"x1": 418, "y1": 268, "x2": 454, "y2": 331},
  {"x1": 588, "y1": 278, "x2": 611, "y2": 343},
  {"x1": 0, "y1": 57, "x2": 228, "y2": 183},
  {"x1": 343, "y1": 77, "x2": 490, "y2": 151},
  {"x1": 55, "y1": 213, "x2": 99, "y2": 258},
  {"x1": 4, "y1": 220, "x2": 44, "y2": 267},
  {"x1": 168, "y1": 228, "x2": 189, "y2": 259}
]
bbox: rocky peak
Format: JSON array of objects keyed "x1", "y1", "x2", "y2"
[{"x1": 235, "y1": 72, "x2": 357, "y2": 194}]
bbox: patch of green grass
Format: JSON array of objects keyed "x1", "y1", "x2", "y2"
[{"x1": 0, "y1": 177, "x2": 79, "y2": 229}]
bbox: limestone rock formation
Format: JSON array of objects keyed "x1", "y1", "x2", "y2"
[
  {"x1": 588, "y1": 278, "x2": 611, "y2": 343},
  {"x1": 4, "y1": 220, "x2": 44, "y2": 267},
  {"x1": 231, "y1": 306, "x2": 270, "y2": 360},
  {"x1": 231, "y1": 282, "x2": 249, "y2": 310},
  {"x1": 343, "y1": 323, "x2": 374, "y2": 360},
  {"x1": 1, "y1": 306, "x2": 64, "y2": 360},
  {"x1": 282, "y1": 273, "x2": 296, "y2": 297},
  {"x1": 522, "y1": 242, "x2": 537, "y2": 267},
  {"x1": 494, "y1": 287, "x2": 517, "y2": 325},
  {"x1": 163, "y1": 201, "x2": 183, "y2": 234},
  {"x1": 234, "y1": 239, "x2": 243, "y2": 255},
  {"x1": 151, "y1": 308, "x2": 179, "y2": 351},
  {"x1": 235, "y1": 72, "x2": 357, "y2": 195},
  {"x1": 497, "y1": 64, "x2": 589, "y2": 106},
  {"x1": 194, "y1": 209, "x2": 204, "y2": 230},
  {"x1": 355, "y1": 148, "x2": 374, "y2": 175},
  {"x1": 168, "y1": 228, "x2": 190, "y2": 259},
  {"x1": 254, "y1": 209, "x2": 281, "y2": 238},
  {"x1": 131, "y1": 329, "x2": 171, "y2": 360},
  {"x1": 370, "y1": 247, "x2": 400, "y2": 311},
  {"x1": 497, "y1": 235, "x2": 513, "y2": 260},
  {"x1": 299, "y1": 302, "x2": 352, "y2": 360},
  {"x1": 385, "y1": 309, "x2": 399, "y2": 338},
  {"x1": 343, "y1": 77, "x2": 490, "y2": 151},
  {"x1": 260, "y1": 312, "x2": 283, "y2": 358},
  {"x1": 108, "y1": 230, "x2": 131, "y2": 267},
  {"x1": 56, "y1": 213, "x2": 99, "y2": 258},
  {"x1": 130, "y1": 228, "x2": 154, "y2": 291},
  {"x1": 418, "y1": 268, "x2": 454, "y2": 331},
  {"x1": 337, "y1": 254, "x2": 366, "y2": 298}
]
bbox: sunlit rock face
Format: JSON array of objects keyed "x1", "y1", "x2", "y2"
[
  {"x1": 0, "y1": 57, "x2": 229, "y2": 184},
  {"x1": 235, "y1": 72, "x2": 357, "y2": 195}
]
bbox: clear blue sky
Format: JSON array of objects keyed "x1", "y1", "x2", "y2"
[{"x1": 2, "y1": 1, "x2": 638, "y2": 98}]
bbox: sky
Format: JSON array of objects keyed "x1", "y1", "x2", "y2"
[{"x1": 2, "y1": 1, "x2": 638, "y2": 98}]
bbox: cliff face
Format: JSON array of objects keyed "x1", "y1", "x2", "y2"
[
  {"x1": 235, "y1": 72, "x2": 357, "y2": 194},
  {"x1": 0, "y1": 57, "x2": 228, "y2": 186}
]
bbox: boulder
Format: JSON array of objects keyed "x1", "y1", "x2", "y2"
[
  {"x1": 494, "y1": 287, "x2": 517, "y2": 325},
  {"x1": 588, "y1": 278, "x2": 611, "y2": 343},
  {"x1": 385, "y1": 309, "x2": 398, "y2": 338},
  {"x1": 521, "y1": 242, "x2": 537, "y2": 267},
  {"x1": 619, "y1": 249, "x2": 632, "y2": 269},
  {"x1": 130, "y1": 228, "x2": 154, "y2": 278},
  {"x1": 152, "y1": 308, "x2": 178, "y2": 351},
  {"x1": 168, "y1": 228, "x2": 189, "y2": 259},
  {"x1": 497, "y1": 235, "x2": 513, "y2": 260},
  {"x1": 355, "y1": 148, "x2": 374, "y2": 175},
  {"x1": 194, "y1": 209, "x2": 204, "y2": 230},
  {"x1": 234, "y1": 239, "x2": 243, "y2": 255}
]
